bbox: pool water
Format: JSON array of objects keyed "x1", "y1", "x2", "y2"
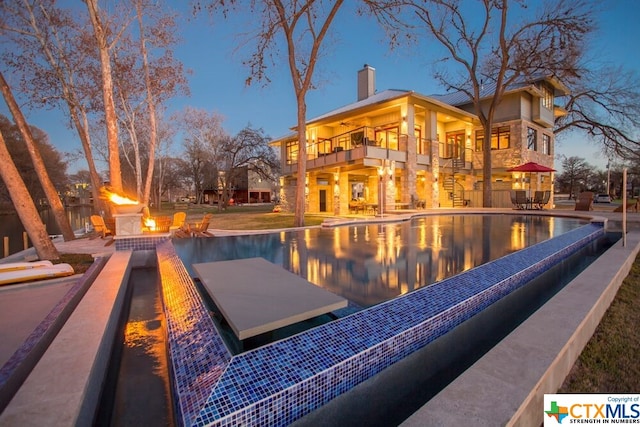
[{"x1": 173, "y1": 215, "x2": 588, "y2": 307}]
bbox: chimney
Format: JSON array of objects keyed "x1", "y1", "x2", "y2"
[{"x1": 357, "y1": 64, "x2": 375, "y2": 101}]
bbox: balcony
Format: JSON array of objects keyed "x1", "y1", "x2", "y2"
[{"x1": 282, "y1": 127, "x2": 415, "y2": 174}]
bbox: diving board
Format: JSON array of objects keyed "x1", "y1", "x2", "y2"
[{"x1": 193, "y1": 257, "x2": 347, "y2": 340}]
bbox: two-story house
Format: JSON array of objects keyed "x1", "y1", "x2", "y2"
[{"x1": 271, "y1": 64, "x2": 566, "y2": 214}]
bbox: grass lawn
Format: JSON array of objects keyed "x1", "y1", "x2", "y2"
[
  {"x1": 559, "y1": 252, "x2": 640, "y2": 392},
  {"x1": 154, "y1": 203, "x2": 329, "y2": 230}
]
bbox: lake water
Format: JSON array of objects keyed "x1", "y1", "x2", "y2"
[{"x1": 0, "y1": 206, "x2": 94, "y2": 256}]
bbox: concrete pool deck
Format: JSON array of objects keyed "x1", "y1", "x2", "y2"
[{"x1": 0, "y1": 207, "x2": 639, "y2": 425}]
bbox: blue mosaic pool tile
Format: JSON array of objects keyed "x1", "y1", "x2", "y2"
[
  {"x1": 156, "y1": 241, "x2": 231, "y2": 426},
  {"x1": 160, "y1": 223, "x2": 604, "y2": 426},
  {"x1": 115, "y1": 235, "x2": 170, "y2": 251}
]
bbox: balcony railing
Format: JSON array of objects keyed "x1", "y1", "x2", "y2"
[
  {"x1": 438, "y1": 142, "x2": 473, "y2": 170},
  {"x1": 283, "y1": 126, "x2": 423, "y2": 173}
]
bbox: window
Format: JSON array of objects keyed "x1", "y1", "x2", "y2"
[
  {"x1": 286, "y1": 140, "x2": 298, "y2": 164},
  {"x1": 538, "y1": 82, "x2": 554, "y2": 110},
  {"x1": 475, "y1": 126, "x2": 510, "y2": 151},
  {"x1": 375, "y1": 126, "x2": 399, "y2": 150},
  {"x1": 542, "y1": 134, "x2": 551, "y2": 155},
  {"x1": 527, "y1": 127, "x2": 537, "y2": 150},
  {"x1": 415, "y1": 127, "x2": 428, "y2": 155},
  {"x1": 444, "y1": 131, "x2": 465, "y2": 158}
]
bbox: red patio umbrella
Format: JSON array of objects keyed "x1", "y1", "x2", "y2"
[{"x1": 507, "y1": 161, "x2": 556, "y2": 196}]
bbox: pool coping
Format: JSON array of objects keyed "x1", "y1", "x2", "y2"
[
  {"x1": 0, "y1": 251, "x2": 133, "y2": 426},
  {"x1": 401, "y1": 230, "x2": 640, "y2": 426},
  {"x1": 158, "y1": 216, "x2": 607, "y2": 426}
]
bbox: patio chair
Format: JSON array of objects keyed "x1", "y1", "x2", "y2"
[
  {"x1": 574, "y1": 192, "x2": 594, "y2": 211},
  {"x1": 154, "y1": 216, "x2": 173, "y2": 233},
  {"x1": 510, "y1": 191, "x2": 518, "y2": 209},
  {"x1": 170, "y1": 211, "x2": 187, "y2": 234},
  {"x1": 532, "y1": 191, "x2": 550, "y2": 210},
  {"x1": 614, "y1": 199, "x2": 639, "y2": 213},
  {"x1": 173, "y1": 213, "x2": 214, "y2": 237},
  {"x1": 191, "y1": 213, "x2": 213, "y2": 237},
  {"x1": 514, "y1": 190, "x2": 528, "y2": 209},
  {"x1": 533, "y1": 190, "x2": 551, "y2": 209},
  {"x1": 90, "y1": 215, "x2": 113, "y2": 239}
]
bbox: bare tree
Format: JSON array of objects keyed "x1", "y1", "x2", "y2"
[
  {"x1": 367, "y1": 0, "x2": 593, "y2": 207},
  {"x1": 0, "y1": 71, "x2": 75, "y2": 241},
  {"x1": 175, "y1": 107, "x2": 225, "y2": 204},
  {"x1": 0, "y1": 0, "x2": 107, "y2": 214},
  {"x1": 214, "y1": 125, "x2": 280, "y2": 208},
  {"x1": 555, "y1": 65, "x2": 640, "y2": 162},
  {"x1": 84, "y1": 0, "x2": 124, "y2": 192},
  {"x1": 150, "y1": 120, "x2": 177, "y2": 208},
  {"x1": 555, "y1": 155, "x2": 591, "y2": 198},
  {"x1": 0, "y1": 129, "x2": 59, "y2": 260},
  {"x1": 113, "y1": 0, "x2": 189, "y2": 204},
  {"x1": 199, "y1": 0, "x2": 344, "y2": 226}
]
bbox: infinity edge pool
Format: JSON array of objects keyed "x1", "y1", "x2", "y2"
[{"x1": 158, "y1": 217, "x2": 606, "y2": 426}]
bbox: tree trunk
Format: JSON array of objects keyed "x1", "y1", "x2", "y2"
[
  {"x1": 294, "y1": 98, "x2": 307, "y2": 227},
  {"x1": 85, "y1": 0, "x2": 122, "y2": 192},
  {"x1": 136, "y1": 2, "x2": 157, "y2": 207},
  {"x1": 0, "y1": 72, "x2": 76, "y2": 241},
  {"x1": 0, "y1": 130, "x2": 59, "y2": 260},
  {"x1": 482, "y1": 121, "x2": 493, "y2": 208}
]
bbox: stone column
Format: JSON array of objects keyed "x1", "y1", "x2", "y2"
[
  {"x1": 404, "y1": 103, "x2": 417, "y2": 206},
  {"x1": 426, "y1": 111, "x2": 440, "y2": 208}
]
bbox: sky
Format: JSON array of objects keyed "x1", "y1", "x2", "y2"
[{"x1": 1, "y1": 0, "x2": 639, "y2": 174}]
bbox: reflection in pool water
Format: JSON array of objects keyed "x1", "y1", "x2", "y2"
[{"x1": 173, "y1": 215, "x2": 588, "y2": 307}]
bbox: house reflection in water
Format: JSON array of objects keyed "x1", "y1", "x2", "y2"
[{"x1": 173, "y1": 215, "x2": 584, "y2": 308}]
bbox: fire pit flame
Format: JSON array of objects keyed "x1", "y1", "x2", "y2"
[
  {"x1": 100, "y1": 186, "x2": 139, "y2": 205},
  {"x1": 100, "y1": 186, "x2": 142, "y2": 215},
  {"x1": 109, "y1": 193, "x2": 138, "y2": 205},
  {"x1": 144, "y1": 217, "x2": 157, "y2": 231}
]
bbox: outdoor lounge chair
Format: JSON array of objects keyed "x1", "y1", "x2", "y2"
[
  {"x1": 574, "y1": 192, "x2": 594, "y2": 211},
  {"x1": 191, "y1": 213, "x2": 213, "y2": 237},
  {"x1": 614, "y1": 199, "x2": 639, "y2": 213},
  {"x1": 174, "y1": 213, "x2": 213, "y2": 237},
  {"x1": 90, "y1": 215, "x2": 112, "y2": 239},
  {"x1": 170, "y1": 211, "x2": 187, "y2": 234}
]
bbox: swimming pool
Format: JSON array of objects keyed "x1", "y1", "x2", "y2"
[
  {"x1": 161, "y1": 214, "x2": 603, "y2": 426},
  {"x1": 173, "y1": 214, "x2": 588, "y2": 307}
]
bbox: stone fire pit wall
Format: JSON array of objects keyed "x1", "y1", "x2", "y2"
[
  {"x1": 111, "y1": 204, "x2": 171, "y2": 251},
  {"x1": 112, "y1": 204, "x2": 144, "y2": 236}
]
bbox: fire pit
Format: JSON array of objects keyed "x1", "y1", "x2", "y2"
[
  {"x1": 101, "y1": 187, "x2": 146, "y2": 236},
  {"x1": 99, "y1": 186, "x2": 171, "y2": 253}
]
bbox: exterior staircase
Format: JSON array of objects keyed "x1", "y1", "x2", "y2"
[{"x1": 443, "y1": 158, "x2": 466, "y2": 207}]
